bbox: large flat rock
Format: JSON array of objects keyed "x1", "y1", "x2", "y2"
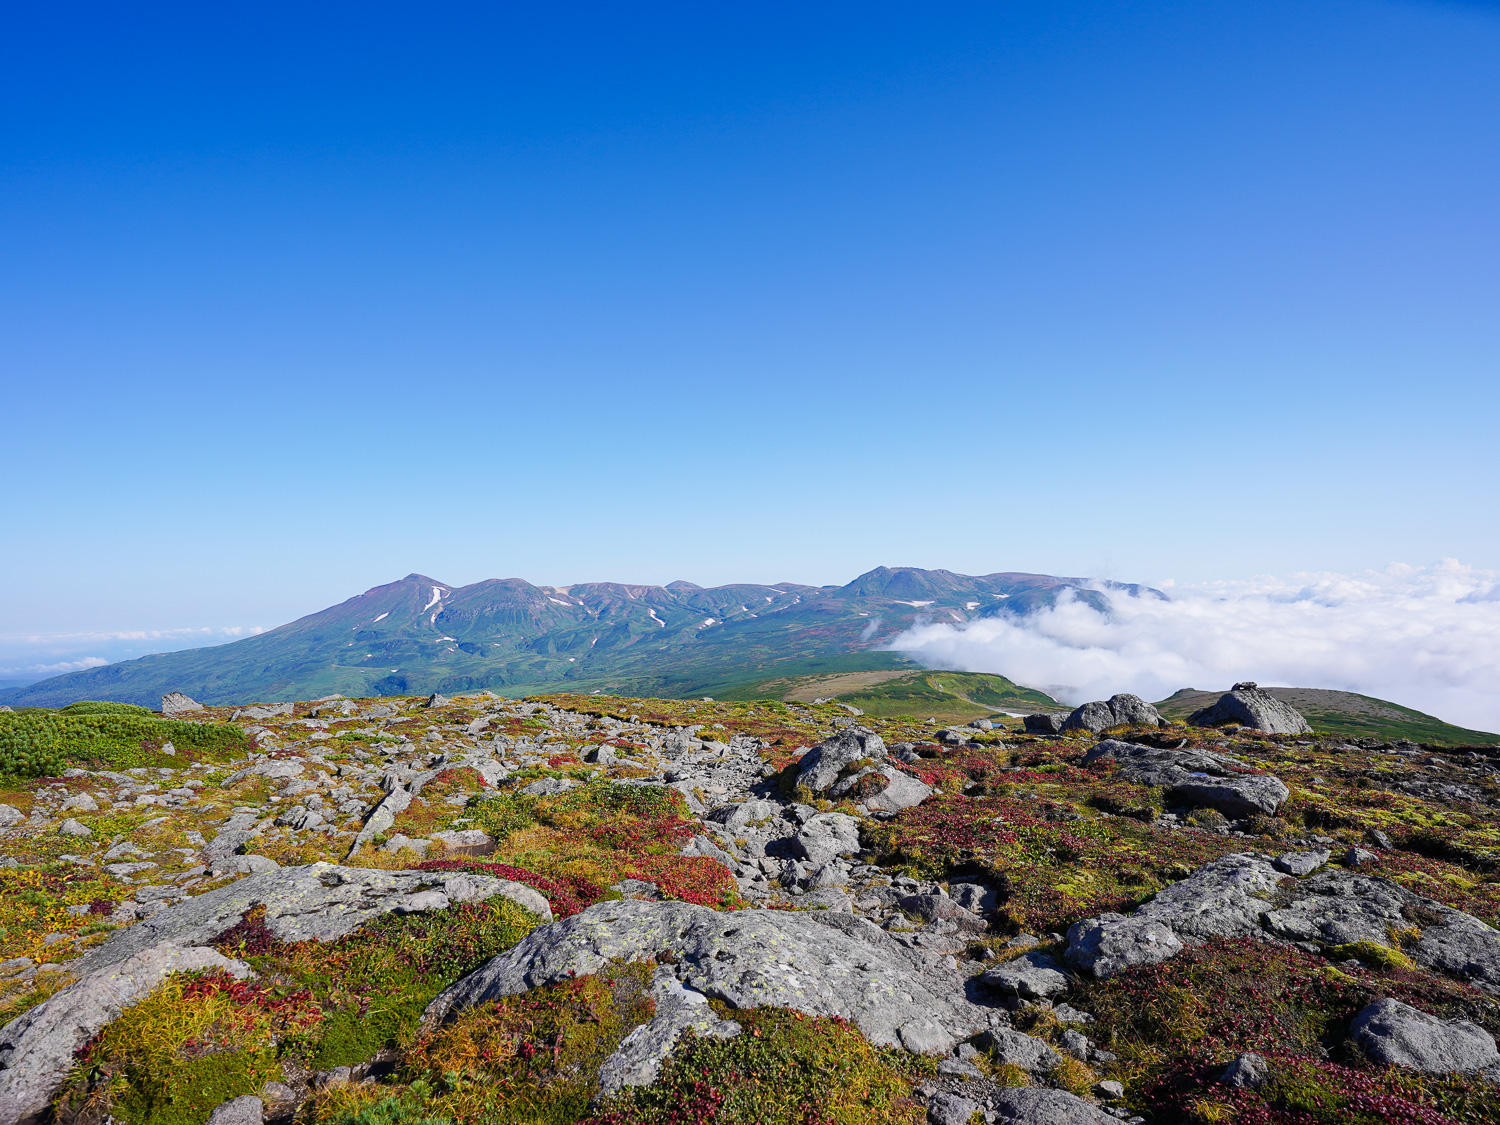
[{"x1": 426, "y1": 898, "x2": 995, "y2": 1054}]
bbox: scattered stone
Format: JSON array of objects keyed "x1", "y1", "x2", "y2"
[
  {"x1": 990, "y1": 1086, "x2": 1119, "y2": 1124},
  {"x1": 1063, "y1": 694, "x2": 1165, "y2": 734},
  {"x1": 1218, "y1": 1051, "x2": 1269, "y2": 1088},
  {"x1": 429, "y1": 829, "x2": 495, "y2": 856},
  {"x1": 1262, "y1": 871, "x2": 1500, "y2": 992},
  {"x1": 520, "y1": 777, "x2": 581, "y2": 797},
  {"x1": 206, "y1": 1094, "x2": 264, "y2": 1125},
  {"x1": 596, "y1": 968, "x2": 741, "y2": 1095},
  {"x1": 232, "y1": 703, "x2": 295, "y2": 721},
  {"x1": 1341, "y1": 847, "x2": 1378, "y2": 868},
  {"x1": 1023, "y1": 713, "x2": 1066, "y2": 735},
  {"x1": 59, "y1": 794, "x2": 98, "y2": 813},
  {"x1": 1094, "y1": 1079, "x2": 1126, "y2": 1099},
  {"x1": 926, "y1": 1091, "x2": 979, "y2": 1125},
  {"x1": 1188, "y1": 683, "x2": 1311, "y2": 735},
  {"x1": 796, "y1": 727, "x2": 888, "y2": 792},
  {"x1": 977, "y1": 1026, "x2": 1061, "y2": 1072},
  {"x1": 897, "y1": 894, "x2": 988, "y2": 932},
  {"x1": 160, "y1": 691, "x2": 204, "y2": 716},
  {"x1": 0, "y1": 806, "x2": 22, "y2": 829},
  {"x1": 1350, "y1": 998, "x2": 1499, "y2": 1074},
  {"x1": 424, "y1": 693, "x2": 451, "y2": 708},
  {"x1": 1273, "y1": 850, "x2": 1330, "y2": 876},
  {"x1": 1067, "y1": 854, "x2": 1281, "y2": 978},
  {"x1": 981, "y1": 949, "x2": 1069, "y2": 1000},
  {"x1": 57, "y1": 819, "x2": 92, "y2": 839},
  {"x1": 1084, "y1": 740, "x2": 1289, "y2": 817},
  {"x1": 791, "y1": 813, "x2": 862, "y2": 866}
]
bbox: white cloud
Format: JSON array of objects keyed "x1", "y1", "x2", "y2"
[
  {"x1": 0, "y1": 626, "x2": 264, "y2": 683},
  {"x1": 887, "y1": 560, "x2": 1500, "y2": 735}
]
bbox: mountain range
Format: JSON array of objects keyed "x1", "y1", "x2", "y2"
[{"x1": 0, "y1": 567, "x2": 1160, "y2": 708}]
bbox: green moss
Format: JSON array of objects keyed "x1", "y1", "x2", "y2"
[{"x1": 1329, "y1": 940, "x2": 1416, "y2": 971}]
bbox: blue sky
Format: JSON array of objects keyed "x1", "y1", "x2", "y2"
[{"x1": 3, "y1": 1, "x2": 1499, "y2": 663}]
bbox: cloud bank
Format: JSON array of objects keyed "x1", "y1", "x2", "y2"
[
  {"x1": 888, "y1": 560, "x2": 1500, "y2": 735},
  {"x1": 0, "y1": 626, "x2": 264, "y2": 682}
]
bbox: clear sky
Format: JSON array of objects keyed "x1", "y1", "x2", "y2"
[{"x1": 4, "y1": 1, "x2": 1499, "y2": 654}]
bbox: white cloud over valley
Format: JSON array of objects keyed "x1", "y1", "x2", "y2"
[{"x1": 888, "y1": 560, "x2": 1500, "y2": 735}]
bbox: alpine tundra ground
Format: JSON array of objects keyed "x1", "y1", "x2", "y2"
[{"x1": 0, "y1": 690, "x2": 1496, "y2": 1125}]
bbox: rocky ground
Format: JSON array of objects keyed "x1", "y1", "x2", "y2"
[{"x1": 0, "y1": 688, "x2": 1497, "y2": 1125}]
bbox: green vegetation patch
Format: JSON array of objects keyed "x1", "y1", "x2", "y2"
[
  {"x1": 314, "y1": 962, "x2": 658, "y2": 1125},
  {"x1": 590, "y1": 1007, "x2": 926, "y2": 1125},
  {"x1": 1079, "y1": 937, "x2": 1500, "y2": 1125},
  {"x1": 0, "y1": 709, "x2": 248, "y2": 778}
]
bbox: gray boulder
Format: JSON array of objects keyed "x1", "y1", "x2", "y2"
[
  {"x1": 990, "y1": 1087, "x2": 1119, "y2": 1124},
  {"x1": 1063, "y1": 694, "x2": 1165, "y2": 734},
  {"x1": 1169, "y1": 774, "x2": 1291, "y2": 819},
  {"x1": 980, "y1": 950, "x2": 1069, "y2": 1001},
  {"x1": 73, "y1": 862, "x2": 550, "y2": 975},
  {"x1": 949, "y1": 883, "x2": 1000, "y2": 915},
  {"x1": 231, "y1": 703, "x2": 294, "y2": 721},
  {"x1": 926, "y1": 1091, "x2": 979, "y2": 1125},
  {"x1": 1273, "y1": 850, "x2": 1330, "y2": 876},
  {"x1": 596, "y1": 967, "x2": 741, "y2": 1095},
  {"x1": 206, "y1": 1095, "x2": 265, "y2": 1125},
  {"x1": 1350, "y1": 998, "x2": 1499, "y2": 1073},
  {"x1": 795, "y1": 728, "x2": 888, "y2": 793},
  {"x1": 1263, "y1": 871, "x2": 1500, "y2": 991},
  {"x1": 1189, "y1": 683, "x2": 1311, "y2": 735},
  {"x1": 977, "y1": 1026, "x2": 1061, "y2": 1072},
  {"x1": 1023, "y1": 713, "x2": 1066, "y2": 735},
  {"x1": 830, "y1": 765, "x2": 933, "y2": 812},
  {"x1": 791, "y1": 813, "x2": 863, "y2": 866},
  {"x1": 1218, "y1": 1052, "x2": 1269, "y2": 1088},
  {"x1": 0, "y1": 945, "x2": 251, "y2": 1125},
  {"x1": 1068, "y1": 854, "x2": 1282, "y2": 978},
  {"x1": 1084, "y1": 740, "x2": 1289, "y2": 817},
  {"x1": 160, "y1": 691, "x2": 204, "y2": 716},
  {"x1": 897, "y1": 894, "x2": 988, "y2": 932},
  {"x1": 425, "y1": 898, "x2": 992, "y2": 1055}
]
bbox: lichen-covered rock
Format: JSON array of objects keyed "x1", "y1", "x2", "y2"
[
  {"x1": 1084, "y1": 740, "x2": 1289, "y2": 817},
  {"x1": 1065, "y1": 914, "x2": 1184, "y2": 980},
  {"x1": 1169, "y1": 774, "x2": 1290, "y2": 819},
  {"x1": 425, "y1": 898, "x2": 993, "y2": 1054},
  {"x1": 790, "y1": 812, "x2": 862, "y2": 866},
  {"x1": 1023, "y1": 713, "x2": 1066, "y2": 735},
  {"x1": 160, "y1": 691, "x2": 204, "y2": 716},
  {"x1": 989, "y1": 1086, "x2": 1119, "y2": 1124},
  {"x1": 0, "y1": 945, "x2": 251, "y2": 1125},
  {"x1": 980, "y1": 950, "x2": 1069, "y2": 1000},
  {"x1": 1218, "y1": 1051, "x2": 1270, "y2": 1088},
  {"x1": 595, "y1": 967, "x2": 741, "y2": 1095},
  {"x1": 1189, "y1": 683, "x2": 1311, "y2": 735},
  {"x1": 73, "y1": 862, "x2": 550, "y2": 974},
  {"x1": 1063, "y1": 694, "x2": 1165, "y2": 734},
  {"x1": 795, "y1": 728, "x2": 888, "y2": 793},
  {"x1": 975, "y1": 1026, "x2": 1061, "y2": 1072},
  {"x1": 926, "y1": 1091, "x2": 979, "y2": 1125},
  {"x1": 1067, "y1": 854, "x2": 1282, "y2": 977},
  {"x1": 1350, "y1": 998, "x2": 1499, "y2": 1073},
  {"x1": 1263, "y1": 871, "x2": 1500, "y2": 991},
  {"x1": 206, "y1": 1094, "x2": 265, "y2": 1125},
  {"x1": 897, "y1": 894, "x2": 988, "y2": 932},
  {"x1": 1273, "y1": 850, "x2": 1330, "y2": 877}
]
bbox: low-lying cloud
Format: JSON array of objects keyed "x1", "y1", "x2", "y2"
[
  {"x1": 888, "y1": 560, "x2": 1500, "y2": 735},
  {"x1": 0, "y1": 626, "x2": 264, "y2": 682}
]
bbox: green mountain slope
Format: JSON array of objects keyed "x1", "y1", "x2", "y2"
[
  {"x1": 725, "y1": 669, "x2": 1065, "y2": 722},
  {"x1": 1, "y1": 568, "x2": 1150, "y2": 708},
  {"x1": 1156, "y1": 687, "x2": 1500, "y2": 746}
]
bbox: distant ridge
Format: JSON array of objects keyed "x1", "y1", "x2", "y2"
[{"x1": 0, "y1": 567, "x2": 1156, "y2": 708}]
